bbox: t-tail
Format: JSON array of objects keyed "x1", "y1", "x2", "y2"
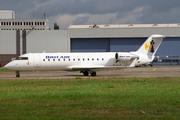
[{"x1": 131, "y1": 34, "x2": 165, "y2": 65}]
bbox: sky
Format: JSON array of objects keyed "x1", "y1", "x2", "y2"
[{"x1": 1, "y1": 0, "x2": 180, "y2": 30}]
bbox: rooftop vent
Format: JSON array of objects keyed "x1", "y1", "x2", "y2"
[
  {"x1": 128, "y1": 24, "x2": 133, "y2": 27},
  {"x1": 104, "y1": 25, "x2": 109, "y2": 27},
  {"x1": 89, "y1": 24, "x2": 99, "y2": 28},
  {"x1": 152, "y1": 24, "x2": 158, "y2": 26}
]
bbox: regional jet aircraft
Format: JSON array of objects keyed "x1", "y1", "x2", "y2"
[{"x1": 4, "y1": 34, "x2": 165, "y2": 77}]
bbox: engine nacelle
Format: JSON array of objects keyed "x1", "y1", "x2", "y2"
[{"x1": 115, "y1": 53, "x2": 139, "y2": 61}]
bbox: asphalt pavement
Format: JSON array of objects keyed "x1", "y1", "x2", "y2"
[{"x1": 0, "y1": 65, "x2": 180, "y2": 79}]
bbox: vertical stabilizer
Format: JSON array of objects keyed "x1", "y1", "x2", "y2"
[{"x1": 136, "y1": 34, "x2": 165, "y2": 57}]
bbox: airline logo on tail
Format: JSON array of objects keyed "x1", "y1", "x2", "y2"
[{"x1": 145, "y1": 40, "x2": 155, "y2": 53}]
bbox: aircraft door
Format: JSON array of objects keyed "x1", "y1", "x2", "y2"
[{"x1": 33, "y1": 54, "x2": 41, "y2": 67}]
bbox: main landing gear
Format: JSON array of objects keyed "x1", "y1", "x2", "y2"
[
  {"x1": 80, "y1": 71, "x2": 97, "y2": 76},
  {"x1": 16, "y1": 71, "x2": 20, "y2": 78}
]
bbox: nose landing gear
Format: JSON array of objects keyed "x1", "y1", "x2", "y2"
[{"x1": 16, "y1": 71, "x2": 20, "y2": 78}]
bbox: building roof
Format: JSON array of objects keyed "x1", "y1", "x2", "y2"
[{"x1": 68, "y1": 24, "x2": 180, "y2": 29}]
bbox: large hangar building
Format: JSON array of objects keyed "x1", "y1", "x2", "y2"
[{"x1": 1, "y1": 23, "x2": 180, "y2": 65}]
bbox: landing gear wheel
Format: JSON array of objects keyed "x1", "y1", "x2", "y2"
[
  {"x1": 16, "y1": 71, "x2": 20, "y2": 78},
  {"x1": 83, "y1": 71, "x2": 89, "y2": 76},
  {"x1": 91, "y1": 72, "x2": 96, "y2": 76},
  {"x1": 16, "y1": 74, "x2": 20, "y2": 77}
]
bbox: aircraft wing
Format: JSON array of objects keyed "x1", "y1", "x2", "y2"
[
  {"x1": 67, "y1": 66, "x2": 128, "y2": 71},
  {"x1": 68, "y1": 58, "x2": 137, "y2": 71}
]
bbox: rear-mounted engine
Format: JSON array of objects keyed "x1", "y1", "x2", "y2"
[{"x1": 115, "y1": 53, "x2": 139, "y2": 61}]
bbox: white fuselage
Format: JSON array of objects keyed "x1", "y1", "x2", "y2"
[{"x1": 4, "y1": 52, "x2": 151, "y2": 71}]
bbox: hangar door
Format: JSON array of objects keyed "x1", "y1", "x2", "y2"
[
  {"x1": 71, "y1": 37, "x2": 180, "y2": 56},
  {"x1": 71, "y1": 38, "x2": 110, "y2": 52},
  {"x1": 110, "y1": 38, "x2": 145, "y2": 52},
  {"x1": 71, "y1": 38, "x2": 146, "y2": 52},
  {"x1": 156, "y1": 37, "x2": 180, "y2": 56}
]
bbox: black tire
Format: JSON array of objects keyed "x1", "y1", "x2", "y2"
[
  {"x1": 83, "y1": 71, "x2": 89, "y2": 76},
  {"x1": 91, "y1": 72, "x2": 96, "y2": 76},
  {"x1": 16, "y1": 74, "x2": 20, "y2": 77}
]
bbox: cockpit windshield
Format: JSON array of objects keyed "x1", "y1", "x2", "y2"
[{"x1": 15, "y1": 57, "x2": 28, "y2": 60}]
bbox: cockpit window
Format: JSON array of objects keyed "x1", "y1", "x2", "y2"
[{"x1": 15, "y1": 57, "x2": 28, "y2": 60}]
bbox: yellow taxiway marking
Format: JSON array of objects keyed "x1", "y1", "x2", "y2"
[{"x1": 152, "y1": 68, "x2": 156, "y2": 71}]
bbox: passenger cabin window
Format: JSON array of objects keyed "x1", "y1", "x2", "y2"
[{"x1": 15, "y1": 57, "x2": 28, "y2": 60}]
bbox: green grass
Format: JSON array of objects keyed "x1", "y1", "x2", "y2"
[
  {"x1": 0, "y1": 68, "x2": 14, "y2": 72},
  {"x1": 0, "y1": 77, "x2": 180, "y2": 119}
]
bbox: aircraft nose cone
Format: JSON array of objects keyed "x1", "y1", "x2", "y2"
[
  {"x1": 4, "y1": 63, "x2": 10, "y2": 69},
  {"x1": 4, "y1": 62, "x2": 16, "y2": 70}
]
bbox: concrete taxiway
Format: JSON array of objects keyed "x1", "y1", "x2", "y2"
[{"x1": 0, "y1": 65, "x2": 180, "y2": 79}]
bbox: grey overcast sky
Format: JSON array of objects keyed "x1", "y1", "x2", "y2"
[{"x1": 1, "y1": 0, "x2": 180, "y2": 29}]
